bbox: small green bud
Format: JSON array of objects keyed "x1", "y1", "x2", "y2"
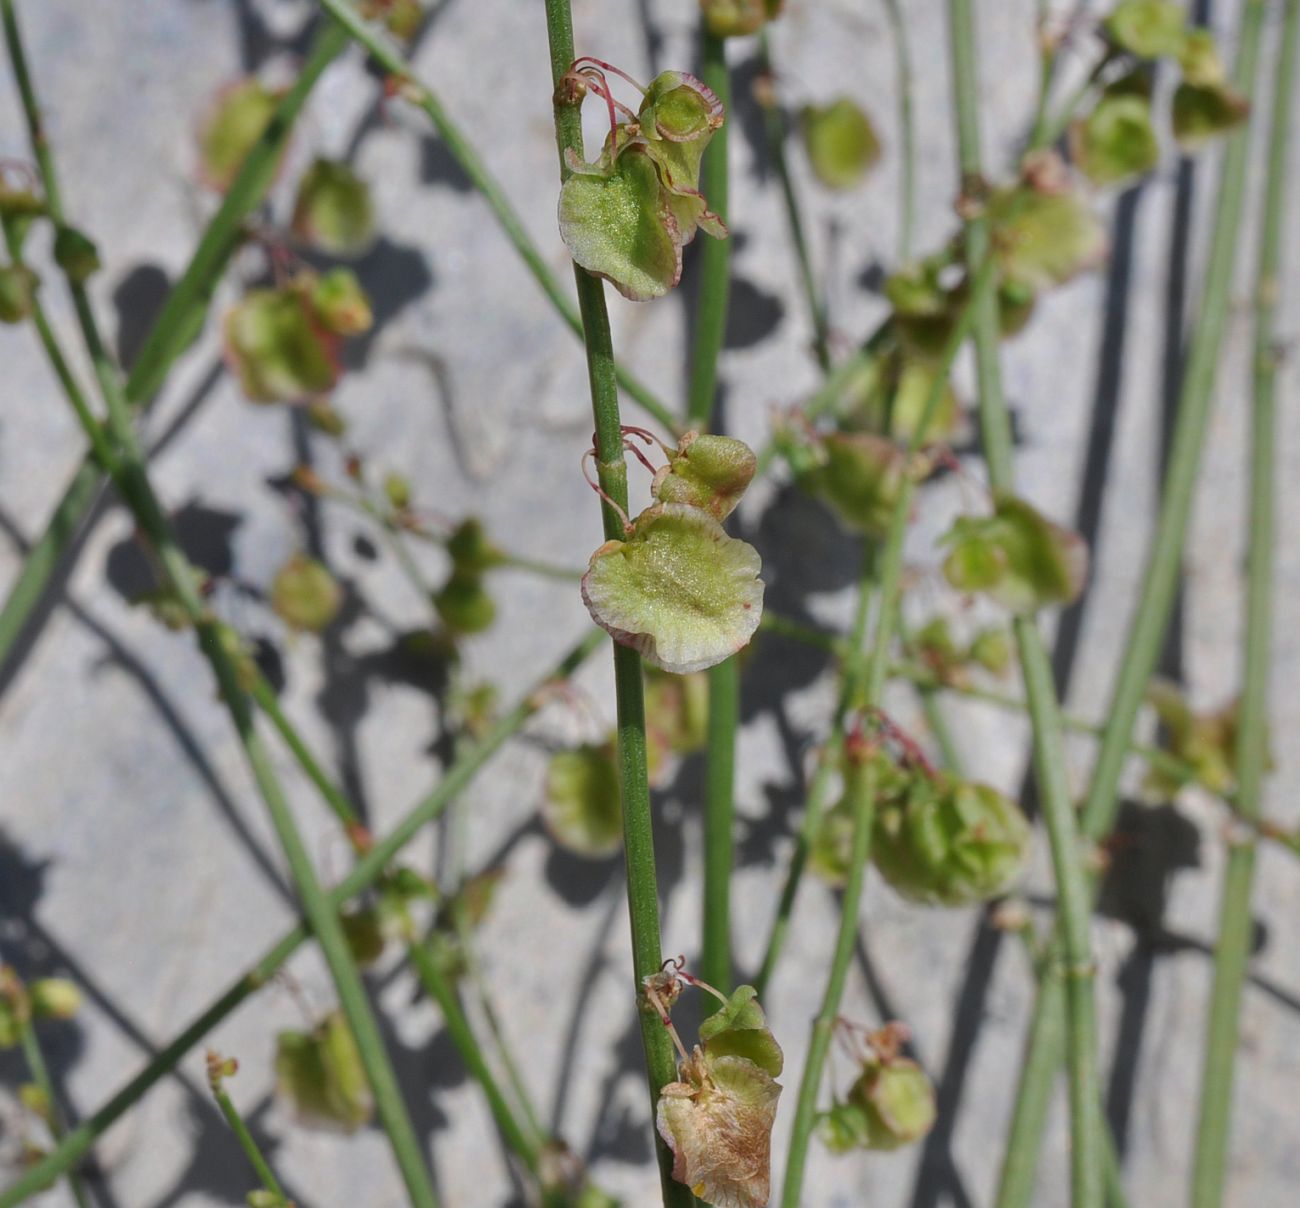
[
  {"x1": 29, "y1": 978, "x2": 82, "y2": 1021},
  {"x1": 801, "y1": 99, "x2": 882, "y2": 190},
  {"x1": 52, "y1": 225, "x2": 100, "y2": 283},
  {"x1": 223, "y1": 288, "x2": 341, "y2": 404},
  {"x1": 383, "y1": 471, "x2": 412, "y2": 512},
  {"x1": 701, "y1": 0, "x2": 768, "y2": 37},
  {"x1": 798, "y1": 432, "x2": 908, "y2": 538},
  {"x1": 543, "y1": 742, "x2": 623, "y2": 858},
  {"x1": 198, "y1": 78, "x2": 283, "y2": 193},
  {"x1": 0, "y1": 264, "x2": 39, "y2": 324},
  {"x1": 271, "y1": 553, "x2": 343, "y2": 633},
  {"x1": 247, "y1": 1192, "x2": 290, "y2": 1208},
  {"x1": 1103, "y1": 0, "x2": 1187, "y2": 59},
  {"x1": 873, "y1": 777, "x2": 1030, "y2": 906},
  {"x1": 291, "y1": 158, "x2": 376, "y2": 257},
  {"x1": 446, "y1": 517, "x2": 504, "y2": 574},
  {"x1": 340, "y1": 907, "x2": 386, "y2": 967},
  {"x1": 19, "y1": 1083, "x2": 51, "y2": 1124},
  {"x1": 1178, "y1": 28, "x2": 1226, "y2": 86},
  {"x1": 968, "y1": 627, "x2": 1012, "y2": 676},
  {"x1": 434, "y1": 570, "x2": 496, "y2": 634},
  {"x1": 651, "y1": 430, "x2": 757, "y2": 520},
  {"x1": 309, "y1": 267, "x2": 374, "y2": 336}
]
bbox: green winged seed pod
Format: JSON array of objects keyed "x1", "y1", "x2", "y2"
[
  {"x1": 270, "y1": 553, "x2": 343, "y2": 633},
  {"x1": 434, "y1": 570, "x2": 496, "y2": 634},
  {"x1": 873, "y1": 777, "x2": 1030, "y2": 907},
  {"x1": 447, "y1": 517, "x2": 506, "y2": 574},
  {"x1": 885, "y1": 259, "x2": 958, "y2": 356},
  {"x1": 223, "y1": 288, "x2": 341, "y2": 403},
  {"x1": 987, "y1": 184, "x2": 1106, "y2": 292},
  {"x1": 0, "y1": 264, "x2": 38, "y2": 324},
  {"x1": 52, "y1": 225, "x2": 100, "y2": 283},
  {"x1": 651, "y1": 431, "x2": 757, "y2": 520},
  {"x1": 1142, "y1": 679, "x2": 1265, "y2": 800},
  {"x1": 811, "y1": 754, "x2": 912, "y2": 887},
  {"x1": 559, "y1": 142, "x2": 683, "y2": 301},
  {"x1": 799, "y1": 432, "x2": 909, "y2": 539},
  {"x1": 582, "y1": 503, "x2": 764, "y2": 675},
  {"x1": 1103, "y1": 0, "x2": 1187, "y2": 59},
  {"x1": 838, "y1": 350, "x2": 963, "y2": 444},
  {"x1": 291, "y1": 158, "x2": 377, "y2": 258},
  {"x1": 941, "y1": 494, "x2": 1088, "y2": 614},
  {"x1": 309, "y1": 267, "x2": 374, "y2": 336},
  {"x1": 801, "y1": 99, "x2": 882, "y2": 190},
  {"x1": 543, "y1": 743, "x2": 623, "y2": 858},
  {"x1": 842, "y1": 1058, "x2": 937, "y2": 1150},
  {"x1": 1172, "y1": 81, "x2": 1249, "y2": 149},
  {"x1": 1072, "y1": 91, "x2": 1159, "y2": 186},
  {"x1": 275, "y1": 1011, "x2": 374, "y2": 1133},
  {"x1": 698, "y1": 985, "x2": 785, "y2": 1079},
  {"x1": 968, "y1": 626, "x2": 1012, "y2": 677},
  {"x1": 644, "y1": 664, "x2": 710, "y2": 754},
  {"x1": 198, "y1": 78, "x2": 284, "y2": 192}
]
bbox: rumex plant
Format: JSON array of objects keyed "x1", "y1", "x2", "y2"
[{"x1": 0, "y1": 0, "x2": 1295, "y2": 1206}]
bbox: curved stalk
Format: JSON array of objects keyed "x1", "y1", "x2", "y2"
[
  {"x1": 946, "y1": 2, "x2": 1102, "y2": 1204},
  {"x1": 1190, "y1": 1, "x2": 1296, "y2": 1202},
  {"x1": 209, "y1": 1069, "x2": 291, "y2": 1204},
  {"x1": 0, "y1": 630, "x2": 602, "y2": 1208},
  {"x1": 992, "y1": 5, "x2": 1269, "y2": 1205},
  {"x1": 540, "y1": 4, "x2": 689, "y2": 1202},
  {"x1": 16, "y1": 1021, "x2": 91, "y2": 1208},
  {"x1": 779, "y1": 258, "x2": 986, "y2": 1204},
  {"x1": 0, "y1": 21, "x2": 347, "y2": 677}
]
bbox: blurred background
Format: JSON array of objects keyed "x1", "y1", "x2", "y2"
[{"x1": 1, "y1": 0, "x2": 1298, "y2": 1204}]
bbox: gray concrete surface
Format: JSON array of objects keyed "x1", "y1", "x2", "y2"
[{"x1": 1, "y1": 0, "x2": 1298, "y2": 1205}]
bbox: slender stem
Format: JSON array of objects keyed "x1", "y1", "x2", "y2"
[
  {"x1": 0, "y1": 22, "x2": 345, "y2": 677},
  {"x1": 210, "y1": 1074, "x2": 290, "y2": 1202},
  {"x1": 1191, "y1": 2, "x2": 1295, "y2": 1202},
  {"x1": 3, "y1": 11, "x2": 439, "y2": 1201},
  {"x1": 756, "y1": 29, "x2": 829, "y2": 370},
  {"x1": 895, "y1": 612, "x2": 963, "y2": 773},
  {"x1": 780, "y1": 252, "x2": 983, "y2": 1206},
  {"x1": 407, "y1": 942, "x2": 541, "y2": 1173},
  {"x1": 0, "y1": 631, "x2": 603, "y2": 1208},
  {"x1": 541, "y1": 4, "x2": 687, "y2": 1202},
  {"x1": 881, "y1": 0, "x2": 916, "y2": 262},
  {"x1": 687, "y1": 30, "x2": 731, "y2": 426},
  {"x1": 17, "y1": 1024, "x2": 91, "y2": 1208},
  {"x1": 946, "y1": 3, "x2": 1101, "y2": 1204},
  {"x1": 315, "y1": 0, "x2": 676, "y2": 434},
  {"x1": 753, "y1": 548, "x2": 873, "y2": 1001},
  {"x1": 701, "y1": 656, "x2": 738, "y2": 991},
  {"x1": 993, "y1": 6, "x2": 1269, "y2": 1205},
  {"x1": 779, "y1": 761, "x2": 879, "y2": 1205}
]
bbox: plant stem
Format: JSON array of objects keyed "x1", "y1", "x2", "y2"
[
  {"x1": 0, "y1": 630, "x2": 602, "y2": 1208},
  {"x1": 0, "y1": 20, "x2": 345, "y2": 678},
  {"x1": 407, "y1": 942, "x2": 541, "y2": 1173},
  {"x1": 210, "y1": 1071, "x2": 290, "y2": 1203},
  {"x1": 1190, "y1": 2, "x2": 1295, "y2": 1202},
  {"x1": 993, "y1": 5, "x2": 1269, "y2": 1204},
  {"x1": 688, "y1": 30, "x2": 732, "y2": 427},
  {"x1": 17, "y1": 1023, "x2": 91, "y2": 1208},
  {"x1": 780, "y1": 253, "x2": 985, "y2": 1207},
  {"x1": 541, "y1": 4, "x2": 687, "y2": 1202},
  {"x1": 946, "y1": 3, "x2": 1102, "y2": 1204},
  {"x1": 3, "y1": 12, "x2": 439, "y2": 1202},
  {"x1": 756, "y1": 28, "x2": 830, "y2": 370},
  {"x1": 881, "y1": 0, "x2": 916, "y2": 262},
  {"x1": 314, "y1": 0, "x2": 676, "y2": 435}
]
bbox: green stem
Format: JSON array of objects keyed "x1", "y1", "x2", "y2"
[
  {"x1": 315, "y1": 0, "x2": 676, "y2": 434},
  {"x1": 993, "y1": 6, "x2": 1269, "y2": 1205},
  {"x1": 4, "y1": 14, "x2": 439, "y2": 1202},
  {"x1": 17, "y1": 1023, "x2": 91, "y2": 1208},
  {"x1": 687, "y1": 30, "x2": 732, "y2": 426},
  {"x1": 1190, "y1": 2, "x2": 1294, "y2": 1203},
  {"x1": 541, "y1": 4, "x2": 686, "y2": 1203},
  {"x1": 0, "y1": 631, "x2": 602, "y2": 1208},
  {"x1": 780, "y1": 248, "x2": 984, "y2": 1207},
  {"x1": 0, "y1": 22, "x2": 345, "y2": 676},
  {"x1": 756, "y1": 29, "x2": 829, "y2": 370},
  {"x1": 407, "y1": 941, "x2": 541, "y2": 1173},
  {"x1": 881, "y1": 0, "x2": 916, "y2": 261},
  {"x1": 701, "y1": 656, "x2": 738, "y2": 991},
  {"x1": 946, "y1": 3, "x2": 1101, "y2": 1204},
  {"x1": 210, "y1": 1074, "x2": 290, "y2": 1202}
]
